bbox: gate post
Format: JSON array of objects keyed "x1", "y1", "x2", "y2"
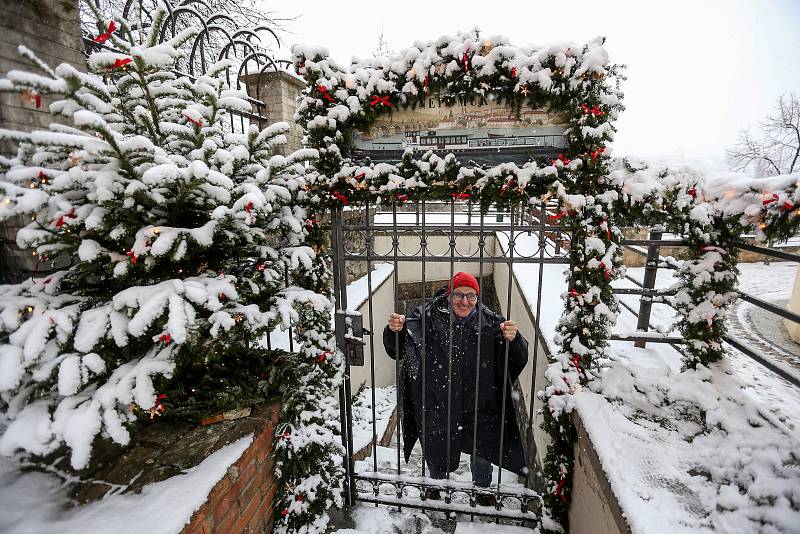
[
  {"x1": 634, "y1": 229, "x2": 662, "y2": 348},
  {"x1": 330, "y1": 207, "x2": 356, "y2": 504}
]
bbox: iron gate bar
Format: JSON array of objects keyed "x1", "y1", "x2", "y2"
[
  {"x1": 355, "y1": 494, "x2": 536, "y2": 522},
  {"x1": 471, "y1": 206, "x2": 486, "y2": 517},
  {"x1": 736, "y1": 241, "x2": 800, "y2": 262},
  {"x1": 493, "y1": 205, "x2": 517, "y2": 512},
  {"x1": 526, "y1": 201, "x2": 548, "y2": 488},
  {"x1": 610, "y1": 333, "x2": 684, "y2": 343},
  {"x1": 343, "y1": 256, "x2": 571, "y2": 264},
  {"x1": 330, "y1": 207, "x2": 356, "y2": 505},
  {"x1": 391, "y1": 200, "x2": 404, "y2": 508},
  {"x1": 355, "y1": 471, "x2": 541, "y2": 498},
  {"x1": 723, "y1": 335, "x2": 800, "y2": 388},
  {"x1": 419, "y1": 199, "x2": 429, "y2": 496},
  {"x1": 635, "y1": 230, "x2": 663, "y2": 348},
  {"x1": 444, "y1": 197, "x2": 457, "y2": 500},
  {"x1": 613, "y1": 288, "x2": 677, "y2": 296},
  {"x1": 363, "y1": 200, "x2": 379, "y2": 481},
  {"x1": 342, "y1": 224, "x2": 568, "y2": 233}
]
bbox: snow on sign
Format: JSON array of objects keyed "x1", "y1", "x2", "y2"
[{"x1": 351, "y1": 96, "x2": 569, "y2": 165}]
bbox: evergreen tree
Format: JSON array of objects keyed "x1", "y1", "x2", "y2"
[{"x1": 0, "y1": 3, "x2": 314, "y2": 471}]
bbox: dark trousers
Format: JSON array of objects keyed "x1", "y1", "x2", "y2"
[{"x1": 427, "y1": 455, "x2": 493, "y2": 487}]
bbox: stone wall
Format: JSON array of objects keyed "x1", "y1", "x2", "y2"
[
  {"x1": 240, "y1": 71, "x2": 305, "y2": 156},
  {"x1": 0, "y1": 0, "x2": 86, "y2": 283}
]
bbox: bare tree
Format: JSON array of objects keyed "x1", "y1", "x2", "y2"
[{"x1": 727, "y1": 92, "x2": 800, "y2": 176}]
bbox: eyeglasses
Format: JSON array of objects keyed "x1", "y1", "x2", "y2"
[{"x1": 451, "y1": 292, "x2": 478, "y2": 303}]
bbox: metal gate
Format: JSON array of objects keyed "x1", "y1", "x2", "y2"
[{"x1": 329, "y1": 197, "x2": 571, "y2": 523}]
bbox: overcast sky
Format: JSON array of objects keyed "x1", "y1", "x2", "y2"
[{"x1": 266, "y1": 0, "x2": 800, "y2": 169}]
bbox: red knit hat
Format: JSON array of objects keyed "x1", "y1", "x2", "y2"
[{"x1": 448, "y1": 272, "x2": 480, "y2": 295}]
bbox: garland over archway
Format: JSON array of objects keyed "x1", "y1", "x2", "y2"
[{"x1": 292, "y1": 31, "x2": 625, "y2": 529}]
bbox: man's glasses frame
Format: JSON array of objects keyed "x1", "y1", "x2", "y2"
[{"x1": 451, "y1": 291, "x2": 478, "y2": 303}]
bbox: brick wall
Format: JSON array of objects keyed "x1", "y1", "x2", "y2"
[{"x1": 181, "y1": 401, "x2": 281, "y2": 534}]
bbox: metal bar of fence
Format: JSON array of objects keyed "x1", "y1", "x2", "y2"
[
  {"x1": 471, "y1": 206, "x2": 486, "y2": 517},
  {"x1": 635, "y1": 230, "x2": 663, "y2": 348},
  {"x1": 355, "y1": 494, "x2": 537, "y2": 522},
  {"x1": 622, "y1": 239, "x2": 689, "y2": 247},
  {"x1": 736, "y1": 241, "x2": 800, "y2": 262},
  {"x1": 610, "y1": 333, "x2": 684, "y2": 344},
  {"x1": 342, "y1": 224, "x2": 567, "y2": 233},
  {"x1": 738, "y1": 291, "x2": 800, "y2": 324},
  {"x1": 613, "y1": 287, "x2": 677, "y2": 296},
  {"x1": 723, "y1": 335, "x2": 800, "y2": 388}
]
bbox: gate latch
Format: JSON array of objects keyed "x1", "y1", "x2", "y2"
[{"x1": 336, "y1": 310, "x2": 367, "y2": 366}]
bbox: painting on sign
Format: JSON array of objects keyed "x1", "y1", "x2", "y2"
[{"x1": 351, "y1": 96, "x2": 570, "y2": 166}]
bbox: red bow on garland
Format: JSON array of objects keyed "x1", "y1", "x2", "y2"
[
  {"x1": 159, "y1": 333, "x2": 172, "y2": 345},
  {"x1": 548, "y1": 211, "x2": 574, "y2": 221},
  {"x1": 126, "y1": 249, "x2": 138, "y2": 264},
  {"x1": 317, "y1": 84, "x2": 335, "y2": 103},
  {"x1": 511, "y1": 67, "x2": 517, "y2": 78},
  {"x1": 369, "y1": 95, "x2": 392, "y2": 108},
  {"x1": 245, "y1": 201, "x2": 253, "y2": 214},
  {"x1": 305, "y1": 218, "x2": 318, "y2": 228},
  {"x1": 423, "y1": 75, "x2": 429, "y2": 96},
  {"x1": 571, "y1": 354, "x2": 583, "y2": 376},
  {"x1": 762, "y1": 193, "x2": 779, "y2": 205},
  {"x1": 600, "y1": 218, "x2": 611, "y2": 240},
  {"x1": 21, "y1": 89, "x2": 41, "y2": 109},
  {"x1": 687, "y1": 187, "x2": 697, "y2": 198},
  {"x1": 332, "y1": 191, "x2": 349, "y2": 205},
  {"x1": 353, "y1": 172, "x2": 366, "y2": 181},
  {"x1": 54, "y1": 209, "x2": 76, "y2": 228},
  {"x1": 94, "y1": 21, "x2": 117, "y2": 43},
  {"x1": 184, "y1": 113, "x2": 203, "y2": 127},
  {"x1": 581, "y1": 102, "x2": 604, "y2": 116},
  {"x1": 501, "y1": 178, "x2": 515, "y2": 194},
  {"x1": 452, "y1": 193, "x2": 471, "y2": 199},
  {"x1": 395, "y1": 193, "x2": 409, "y2": 203},
  {"x1": 318, "y1": 350, "x2": 333, "y2": 363},
  {"x1": 552, "y1": 154, "x2": 572, "y2": 166},
  {"x1": 111, "y1": 57, "x2": 132, "y2": 70},
  {"x1": 256, "y1": 263, "x2": 267, "y2": 271},
  {"x1": 782, "y1": 201, "x2": 795, "y2": 211},
  {"x1": 589, "y1": 147, "x2": 605, "y2": 161},
  {"x1": 599, "y1": 261, "x2": 613, "y2": 280},
  {"x1": 552, "y1": 478, "x2": 568, "y2": 503}
]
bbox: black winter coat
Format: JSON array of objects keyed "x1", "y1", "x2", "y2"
[{"x1": 383, "y1": 288, "x2": 529, "y2": 475}]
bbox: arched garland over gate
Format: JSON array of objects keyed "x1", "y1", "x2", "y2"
[{"x1": 291, "y1": 32, "x2": 625, "y2": 529}]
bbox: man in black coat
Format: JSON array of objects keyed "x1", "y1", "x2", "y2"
[{"x1": 383, "y1": 272, "x2": 528, "y2": 504}]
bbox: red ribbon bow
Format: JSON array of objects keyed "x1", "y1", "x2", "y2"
[
  {"x1": 571, "y1": 355, "x2": 582, "y2": 375},
  {"x1": 581, "y1": 103, "x2": 603, "y2": 116},
  {"x1": 462, "y1": 49, "x2": 470, "y2": 72},
  {"x1": 245, "y1": 201, "x2": 253, "y2": 214},
  {"x1": 353, "y1": 172, "x2": 366, "y2": 181},
  {"x1": 687, "y1": 187, "x2": 697, "y2": 198},
  {"x1": 369, "y1": 95, "x2": 392, "y2": 108},
  {"x1": 332, "y1": 191, "x2": 349, "y2": 205},
  {"x1": 590, "y1": 147, "x2": 605, "y2": 161},
  {"x1": 423, "y1": 75, "x2": 429, "y2": 95},
  {"x1": 318, "y1": 350, "x2": 333, "y2": 363},
  {"x1": 762, "y1": 193, "x2": 779, "y2": 205},
  {"x1": 395, "y1": 193, "x2": 409, "y2": 203},
  {"x1": 305, "y1": 218, "x2": 318, "y2": 228},
  {"x1": 568, "y1": 289, "x2": 583, "y2": 299},
  {"x1": 281, "y1": 509, "x2": 289, "y2": 517},
  {"x1": 781, "y1": 201, "x2": 794, "y2": 211},
  {"x1": 185, "y1": 116, "x2": 203, "y2": 128},
  {"x1": 126, "y1": 249, "x2": 138, "y2": 264},
  {"x1": 111, "y1": 58, "x2": 132, "y2": 70},
  {"x1": 552, "y1": 479, "x2": 568, "y2": 503},
  {"x1": 511, "y1": 67, "x2": 517, "y2": 78},
  {"x1": 256, "y1": 263, "x2": 267, "y2": 271},
  {"x1": 548, "y1": 211, "x2": 568, "y2": 221},
  {"x1": 317, "y1": 84, "x2": 335, "y2": 103},
  {"x1": 601, "y1": 218, "x2": 611, "y2": 240},
  {"x1": 94, "y1": 21, "x2": 117, "y2": 43},
  {"x1": 159, "y1": 333, "x2": 172, "y2": 345},
  {"x1": 501, "y1": 178, "x2": 515, "y2": 194},
  {"x1": 54, "y1": 209, "x2": 76, "y2": 228},
  {"x1": 451, "y1": 193, "x2": 471, "y2": 199},
  {"x1": 552, "y1": 154, "x2": 572, "y2": 166}
]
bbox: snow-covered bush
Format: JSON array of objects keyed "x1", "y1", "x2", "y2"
[{"x1": 0, "y1": 3, "x2": 315, "y2": 470}]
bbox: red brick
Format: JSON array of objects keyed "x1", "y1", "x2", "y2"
[
  {"x1": 229, "y1": 460, "x2": 257, "y2": 499},
  {"x1": 250, "y1": 494, "x2": 274, "y2": 531},
  {"x1": 206, "y1": 475, "x2": 232, "y2": 506},
  {"x1": 214, "y1": 506, "x2": 238, "y2": 534},
  {"x1": 238, "y1": 476, "x2": 261, "y2": 511},
  {"x1": 211, "y1": 493, "x2": 237, "y2": 525},
  {"x1": 232, "y1": 488, "x2": 262, "y2": 533}
]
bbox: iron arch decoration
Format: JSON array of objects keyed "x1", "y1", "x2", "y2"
[
  {"x1": 82, "y1": 0, "x2": 288, "y2": 133},
  {"x1": 293, "y1": 31, "x2": 626, "y2": 529}
]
